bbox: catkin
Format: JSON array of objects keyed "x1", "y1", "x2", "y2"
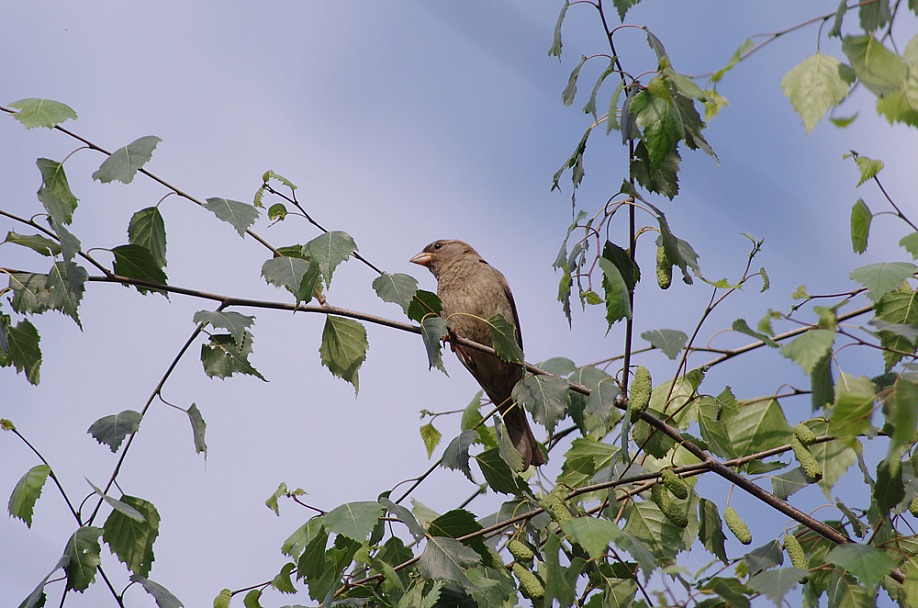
[
  {"x1": 512, "y1": 562, "x2": 545, "y2": 599},
  {"x1": 656, "y1": 244, "x2": 673, "y2": 290},
  {"x1": 724, "y1": 506, "x2": 752, "y2": 545},
  {"x1": 791, "y1": 435, "x2": 823, "y2": 481},
  {"x1": 783, "y1": 533, "x2": 807, "y2": 570},
  {"x1": 629, "y1": 366, "x2": 652, "y2": 422},
  {"x1": 507, "y1": 539, "x2": 534, "y2": 563},
  {"x1": 793, "y1": 423, "x2": 817, "y2": 446},
  {"x1": 661, "y1": 468, "x2": 690, "y2": 500}
]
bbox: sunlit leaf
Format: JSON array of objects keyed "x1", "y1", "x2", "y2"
[
  {"x1": 319, "y1": 316, "x2": 367, "y2": 392},
  {"x1": 780, "y1": 53, "x2": 851, "y2": 133},
  {"x1": 824, "y1": 544, "x2": 897, "y2": 592},
  {"x1": 87, "y1": 410, "x2": 142, "y2": 452},
  {"x1": 93, "y1": 136, "x2": 161, "y2": 184},
  {"x1": 8, "y1": 464, "x2": 51, "y2": 527},
  {"x1": 103, "y1": 495, "x2": 160, "y2": 577},
  {"x1": 63, "y1": 526, "x2": 103, "y2": 591},
  {"x1": 203, "y1": 197, "x2": 258, "y2": 237},
  {"x1": 10, "y1": 98, "x2": 77, "y2": 129},
  {"x1": 850, "y1": 261, "x2": 916, "y2": 301},
  {"x1": 128, "y1": 207, "x2": 167, "y2": 268},
  {"x1": 325, "y1": 501, "x2": 384, "y2": 542}
]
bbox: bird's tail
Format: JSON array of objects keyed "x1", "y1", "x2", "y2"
[{"x1": 502, "y1": 405, "x2": 546, "y2": 468}]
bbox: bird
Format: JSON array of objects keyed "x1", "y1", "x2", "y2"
[{"x1": 410, "y1": 239, "x2": 546, "y2": 468}]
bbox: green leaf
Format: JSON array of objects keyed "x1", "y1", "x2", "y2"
[
  {"x1": 50, "y1": 218, "x2": 80, "y2": 262},
  {"x1": 87, "y1": 410, "x2": 142, "y2": 452},
  {"x1": 420, "y1": 315, "x2": 448, "y2": 373},
  {"x1": 700, "y1": 577, "x2": 752, "y2": 608},
  {"x1": 850, "y1": 262, "x2": 916, "y2": 301},
  {"x1": 128, "y1": 207, "x2": 167, "y2": 268},
  {"x1": 900, "y1": 232, "x2": 918, "y2": 258},
  {"x1": 441, "y1": 430, "x2": 477, "y2": 481},
  {"x1": 824, "y1": 544, "x2": 897, "y2": 593},
  {"x1": 372, "y1": 272, "x2": 418, "y2": 314},
  {"x1": 640, "y1": 328, "x2": 687, "y2": 359},
  {"x1": 187, "y1": 403, "x2": 207, "y2": 456},
  {"x1": 63, "y1": 526, "x2": 103, "y2": 591},
  {"x1": 325, "y1": 501, "x2": 384, "y2": 542},
  {"x1": 888, "y1": 376, "x2": 918, "y2": 453},
  {"x1": 129, "y1": 575, "x2": 184, "y2": 608},
  {"x1": 420, "y1": 422, "x2": 443, "y2": 459},
  {"x1": 612, "y1": 0, "x2": 641, "y2": 21},
  {"x1": 103, "y1": 495, "x2": 160, "y2": 577},
  {"x1": 698, "y1": 498, "x2": 729, "y2": 564},
  {"x1": 632, "y1": 141, "x2": 681, "y2": 198},
  {"x1": 781, "y1": 329, "x2": 836, "y2": 374},
  {"x1": 203, "y1": 197, "x2": 259, "y2": 237},
  {"x1": 261, "y1": 255, "x2": 317, "y2": 305},
  {"x1": 562, "y1": 55, "x2": 587, "y2": 106},
  {"x1": 407, "y1": 289, "x2": 442, "y2": 323},
  {"x1": 271, "y1": 562, "x2": 297, "y2": 594},
  {"x1": 3, "y1": 231, "x2": 61, "y2": 257},
  {"x1": 486, "y1": 313, "x2": 524, "y2": 364},
  {"x1": 811, "y1": 351, "x2": 834, "y2": 410},
  {"x1": 36, "y1": 158, "x2": 78, "y2": 226},
  {"x1": 780, "y1": 53, "x2": 851, "y2": 133},
  {"x1": 45, "y1": 261, "x2": 88, "y2": 326},
  {"x1": 243, "y1": 589, "x2": 263, "y2": 608},
  {"x1": 747, "y1": 568, "x2": 808, "y2": 606},
  {"x1": 8, "y1": 464, "x2": 51, "y2": 527},
  {"x1": 319, "y1": 316, "x2": 368, "y2": 392},
  {"x1": 602, "y1": 240, "x2": 639, "y2": 294},
  {"x1": 428, "y1": 509, "x2": 491, "y2": 566},
  {"x1": 875, "y1": 456, "x2": 904, "y2": 512},
  {"x1": 474, "y1": 448, "x2": 525, "y2": 494},
  {"x1": 1, "y1": 318, "x2": 41, "y2": 384},
  {"x1": 852, "y1": 154, "x2": 884, "y2": 186},
  {"x1": 630, "y1": 85, "x2": 683, "y2": 172},
  {"x1": 621, "y1": 498, "x2": 685, "y2": 566},
  {"x1": 842, "y1": 35, "x2": 906, "y2": 96},
  {"x1": 214, "y1": 588, "x2": 232, "y2": 608},
  {"x1": 547, "y1": 0, "x2": 568, "y2": 58},
  {"x1": 849, "y1": 199, "x2": 872, "y2": 254},
  {"x1": 829, "y1": 373, "x2": 875, "y2": 438},
  {"x1": 599, "y1": 256, "x2": 631, "y2": 326},
  {"x1": 303, "y1": 231, "x2": 358, "y2": 289},
  {"x1": 711, "y1": 38, "x2": 754, "y2": 83},
  {"x1": 265, "y1": 482, "x2": 287, "y2": 516},
  {"x1": 561, "y1": 517, "x2": 618, "y2": 560},
  {"x1": 92, "y1": 136, "x2": 161, "y2": 184},
  {"x1": 10, "y1": 98, "x2": 77, "y2": 129},
  {"x1": 874, "y1": 287, "x2": 918, "y2": 370},
  {"x1": 200, "y1": 333, "x2": 266, "y2": 381},
  {"x1": 112, "y1": 244, "x2": 168, "y2": 295},
  {"x1": 511, "y1": 374, "x2": 570, "y2": 433},
  {"x1": 418, "y1": 536, "x2": 480, "y2": 588},
  {"x1": 731, "y1": 319, "x2": 778, "y2": 348},
  {"x1": 859, "y1": 0, "x2": 891, "y2": 32},
  {"x1": 193, "y1": 310, "x2": 254, "y2": 349},
  {"x1": 726, "y1": 398, "x2": 792, "y2": 457}
]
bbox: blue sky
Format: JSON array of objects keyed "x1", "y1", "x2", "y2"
[{"x1": 2, "y1": 2, "x2": 915, "y2": 606}]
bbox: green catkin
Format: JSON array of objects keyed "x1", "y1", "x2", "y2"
[
  {"x1": 661, "y1": 468, "x2": 690, "y2": 500},
  {"x1": 652, "y1": 484, "x2": 688, "y2": 528},
  {"x1": 656, "y1": 244, "x2": 673, "y2": 290},
  {"x1": 909, "y1": 498, "x2": 918, "y2": 517},
  {"x1": 512, "y1": 562, "x2": 545, "y2": 599},
  {"x1": 791, "y1": 435, "x2": 823, "y2": 481},
  {"x1": 546, "y1": 491, "x2": 572, "y2": 525},
  {"x1": 724, "y1": 506, "x2": 752, "y2": 545},
  {"x1": 629, "y1": 366, "x2": 652, "y2": 422},
  {"x1": 783, "y1": 533, "x2": 807, "y2": 570},
  {"x1": 793, "y1": 423, "x2": 817, "y2": 446},
  {"x1": 507, "y1": 539, "x2": 534, "y2": 563}
]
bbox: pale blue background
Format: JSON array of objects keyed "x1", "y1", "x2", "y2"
[{"x1": 1, "y1": 2, "x2": 914, "y2": 606}]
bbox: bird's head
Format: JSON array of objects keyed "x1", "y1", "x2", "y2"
[{"x1": 409, "y1": 239, "x2": 479, "y2": 279}]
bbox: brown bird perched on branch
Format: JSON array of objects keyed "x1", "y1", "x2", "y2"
[{"x1": 410, "y1": 239, "x2": 546, "y2": 468}]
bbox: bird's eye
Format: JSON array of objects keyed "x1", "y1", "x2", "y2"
[{"x1": 433, "y1": 242, "x2": 442, "y2": 250}]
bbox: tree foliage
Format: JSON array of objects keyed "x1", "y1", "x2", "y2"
[{"x1": 4, "y1": 2, "x2": 918, "y2": 607}]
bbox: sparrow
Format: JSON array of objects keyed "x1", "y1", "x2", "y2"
[{"x1": 410, "y1": 239, "x2": 546, "y2": 468}]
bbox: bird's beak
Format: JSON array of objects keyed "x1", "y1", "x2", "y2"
[{"x1": 409, "y1": 252, "x2": 432, "y2": 266}]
